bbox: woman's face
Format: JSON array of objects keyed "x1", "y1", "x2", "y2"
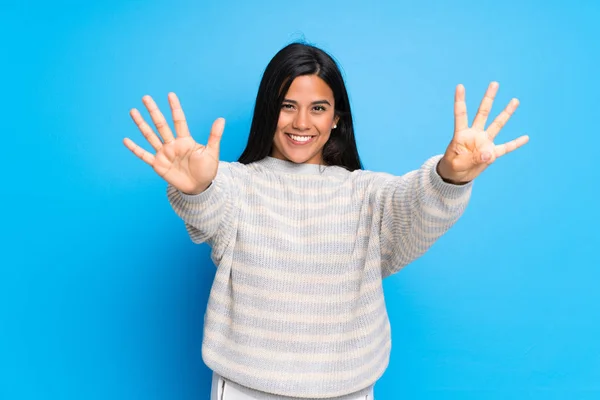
[{"x1": 271, "y1": 74, "x2": 339, "y2": 165}]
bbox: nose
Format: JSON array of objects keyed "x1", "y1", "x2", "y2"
[{"x1": 292, "y1": 109, "x2": 310, "y2": 130}]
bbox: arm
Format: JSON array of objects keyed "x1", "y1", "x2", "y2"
[
  {"x1": 378, "y1": 155, "x2": 472, "y2": 278},
  {"x1": 166, "y1": 162, "x2": 237, "y2": 247},
  {"x1": 380, "y1": 81, "x2": 529, "y2": 278},
  {"x1": 123, "y1": 92, "x2": 232, "y2": 248}
]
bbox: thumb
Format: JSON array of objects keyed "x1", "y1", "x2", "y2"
[
  {"x1": 476, "y1": 148, "x2": 495, "y2": 165},
  {"x1": 206, "y1": 117, "x2": 225, "y2": 154}
]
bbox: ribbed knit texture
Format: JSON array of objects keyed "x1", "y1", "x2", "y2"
[{"x1": 166, "y1": 154, "x2": 472, "y2": 399}]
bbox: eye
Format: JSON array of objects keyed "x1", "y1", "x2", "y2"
[
  {"x1": 313, "y1": 105, "x2": 326, "y2": 112},
  {"x1": 281, "y1": 103, "x2": 295, "y2": 110}
]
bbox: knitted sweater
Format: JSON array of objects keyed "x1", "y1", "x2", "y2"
[{"x1": 166, "y1": 154, "x2": 472, "y2": 399}]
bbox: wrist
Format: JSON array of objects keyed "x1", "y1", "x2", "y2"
[
  {"x1": 182, "y1": 182, "x2": 212, "y2": 196},
  {"x1": 436, "y1": 159, "x2": 470, "y2": 185}
]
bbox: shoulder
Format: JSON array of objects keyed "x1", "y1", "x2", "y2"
[
  {"x1": 349, "y1": 168, "x2": 396, "y2": 190},
  {"x1": 215, "y1": 160, "x2": 249, "y2": 177}
]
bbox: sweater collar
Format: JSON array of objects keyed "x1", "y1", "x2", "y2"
[{"x1": 254, "y1": 156, "x2": 335, "y2": 175}]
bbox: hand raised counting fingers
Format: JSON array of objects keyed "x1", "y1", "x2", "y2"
[
  {"x1": 123, "y1": 93, "x2": 226, "y2": 195},
  {"x1": 454, "y1": 82, "x2": 529, "y2": 158},
  {"x1": 440, "y1": 82, "x2": 530, "y2": 183}
]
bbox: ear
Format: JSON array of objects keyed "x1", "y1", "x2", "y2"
[{"x1": 333, "y1": 115, "x2": 340, "y2": 129}]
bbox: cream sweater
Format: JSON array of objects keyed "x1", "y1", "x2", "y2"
[{"x1": 167, "y1": 154, "x2": 472, "y2": 399}]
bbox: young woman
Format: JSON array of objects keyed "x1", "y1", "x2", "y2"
[{"x1": 123, "y1": 42, "x2": 528, "y2": 400}]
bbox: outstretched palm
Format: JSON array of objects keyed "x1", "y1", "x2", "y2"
[
  {"x1": 123, "y1": 93, "x2": 225, "y2": 195},
  {"x1": 438, "y1": 82, "x2": 529, "y2": 183}
]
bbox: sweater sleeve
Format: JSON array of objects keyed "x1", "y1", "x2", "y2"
[
  {"x1": 166, "y1": 162, "x2": 238, "y2": 251},
  {"x1": 377, "y1": 154, "x2": 473, "y2": 278}
]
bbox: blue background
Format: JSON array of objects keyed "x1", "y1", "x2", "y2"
[{"x1": 1, "y1": 0, "x2": 599, "y2": 399}]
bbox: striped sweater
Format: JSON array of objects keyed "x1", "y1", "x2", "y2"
[{"x1": 166, "y1": 154, "x2": 472, "y2": 399}]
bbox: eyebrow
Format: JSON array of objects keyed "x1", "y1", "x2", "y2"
[{"x1": 283, "y1": 99, "x2": 332, "y2": 106}]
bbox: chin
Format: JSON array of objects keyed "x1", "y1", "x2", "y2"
[{"x1": 271, "y1": 133, "x2": 327, "y2": 164}]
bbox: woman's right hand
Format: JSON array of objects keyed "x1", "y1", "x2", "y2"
[{"x1": 123, "y1": 92, "x2": 225, "y2": 195}]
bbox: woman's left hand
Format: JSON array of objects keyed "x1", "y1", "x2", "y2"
[{"x1": 437, "y1": 82, "x2": 529, "y2": 184}]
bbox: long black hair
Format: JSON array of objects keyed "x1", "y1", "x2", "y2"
[{"x1": 237, "y1": 42, "x2": 363, "y2": 171}]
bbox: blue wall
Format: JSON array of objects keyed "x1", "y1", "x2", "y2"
[{"x1": 2, "y1": 0, "x2": 599, "y2": 398}]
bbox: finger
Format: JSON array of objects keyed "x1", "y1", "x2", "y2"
[
  {"x1": 123, "y1": 137, "x2": 156, "y2": 166},
  {"x1": 472, "y1": 81, "x2": 499, "y2": 131},
  {"x1": 454, "y1": 84, "x2": 468, "y2": 134},
  {"x1": 130, "y1": 108, "x2": 164, "y2": 151},
  {"x1": 142, "y1": 95, "x2": 175, "y2": 143},
  {"x1": 486, "y1": 98, "x2": 520, "y2": 140},
  {"x1": 494, "y1": 135, "x2": 529, "y2": 158},
  {"x1": 168, "y1": 92, "x2": 191, "y2": 138},
  {"x1": 206, "y1": 118, "x2": 225, "y2": 154}
]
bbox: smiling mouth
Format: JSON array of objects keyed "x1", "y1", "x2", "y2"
[{"x1": 286, "y1": 133, "x2": 316, "y2": 144}]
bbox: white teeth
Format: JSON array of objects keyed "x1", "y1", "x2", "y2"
[{"x1": 288, "y1": 134, "x2": 312, "y2": 142}]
